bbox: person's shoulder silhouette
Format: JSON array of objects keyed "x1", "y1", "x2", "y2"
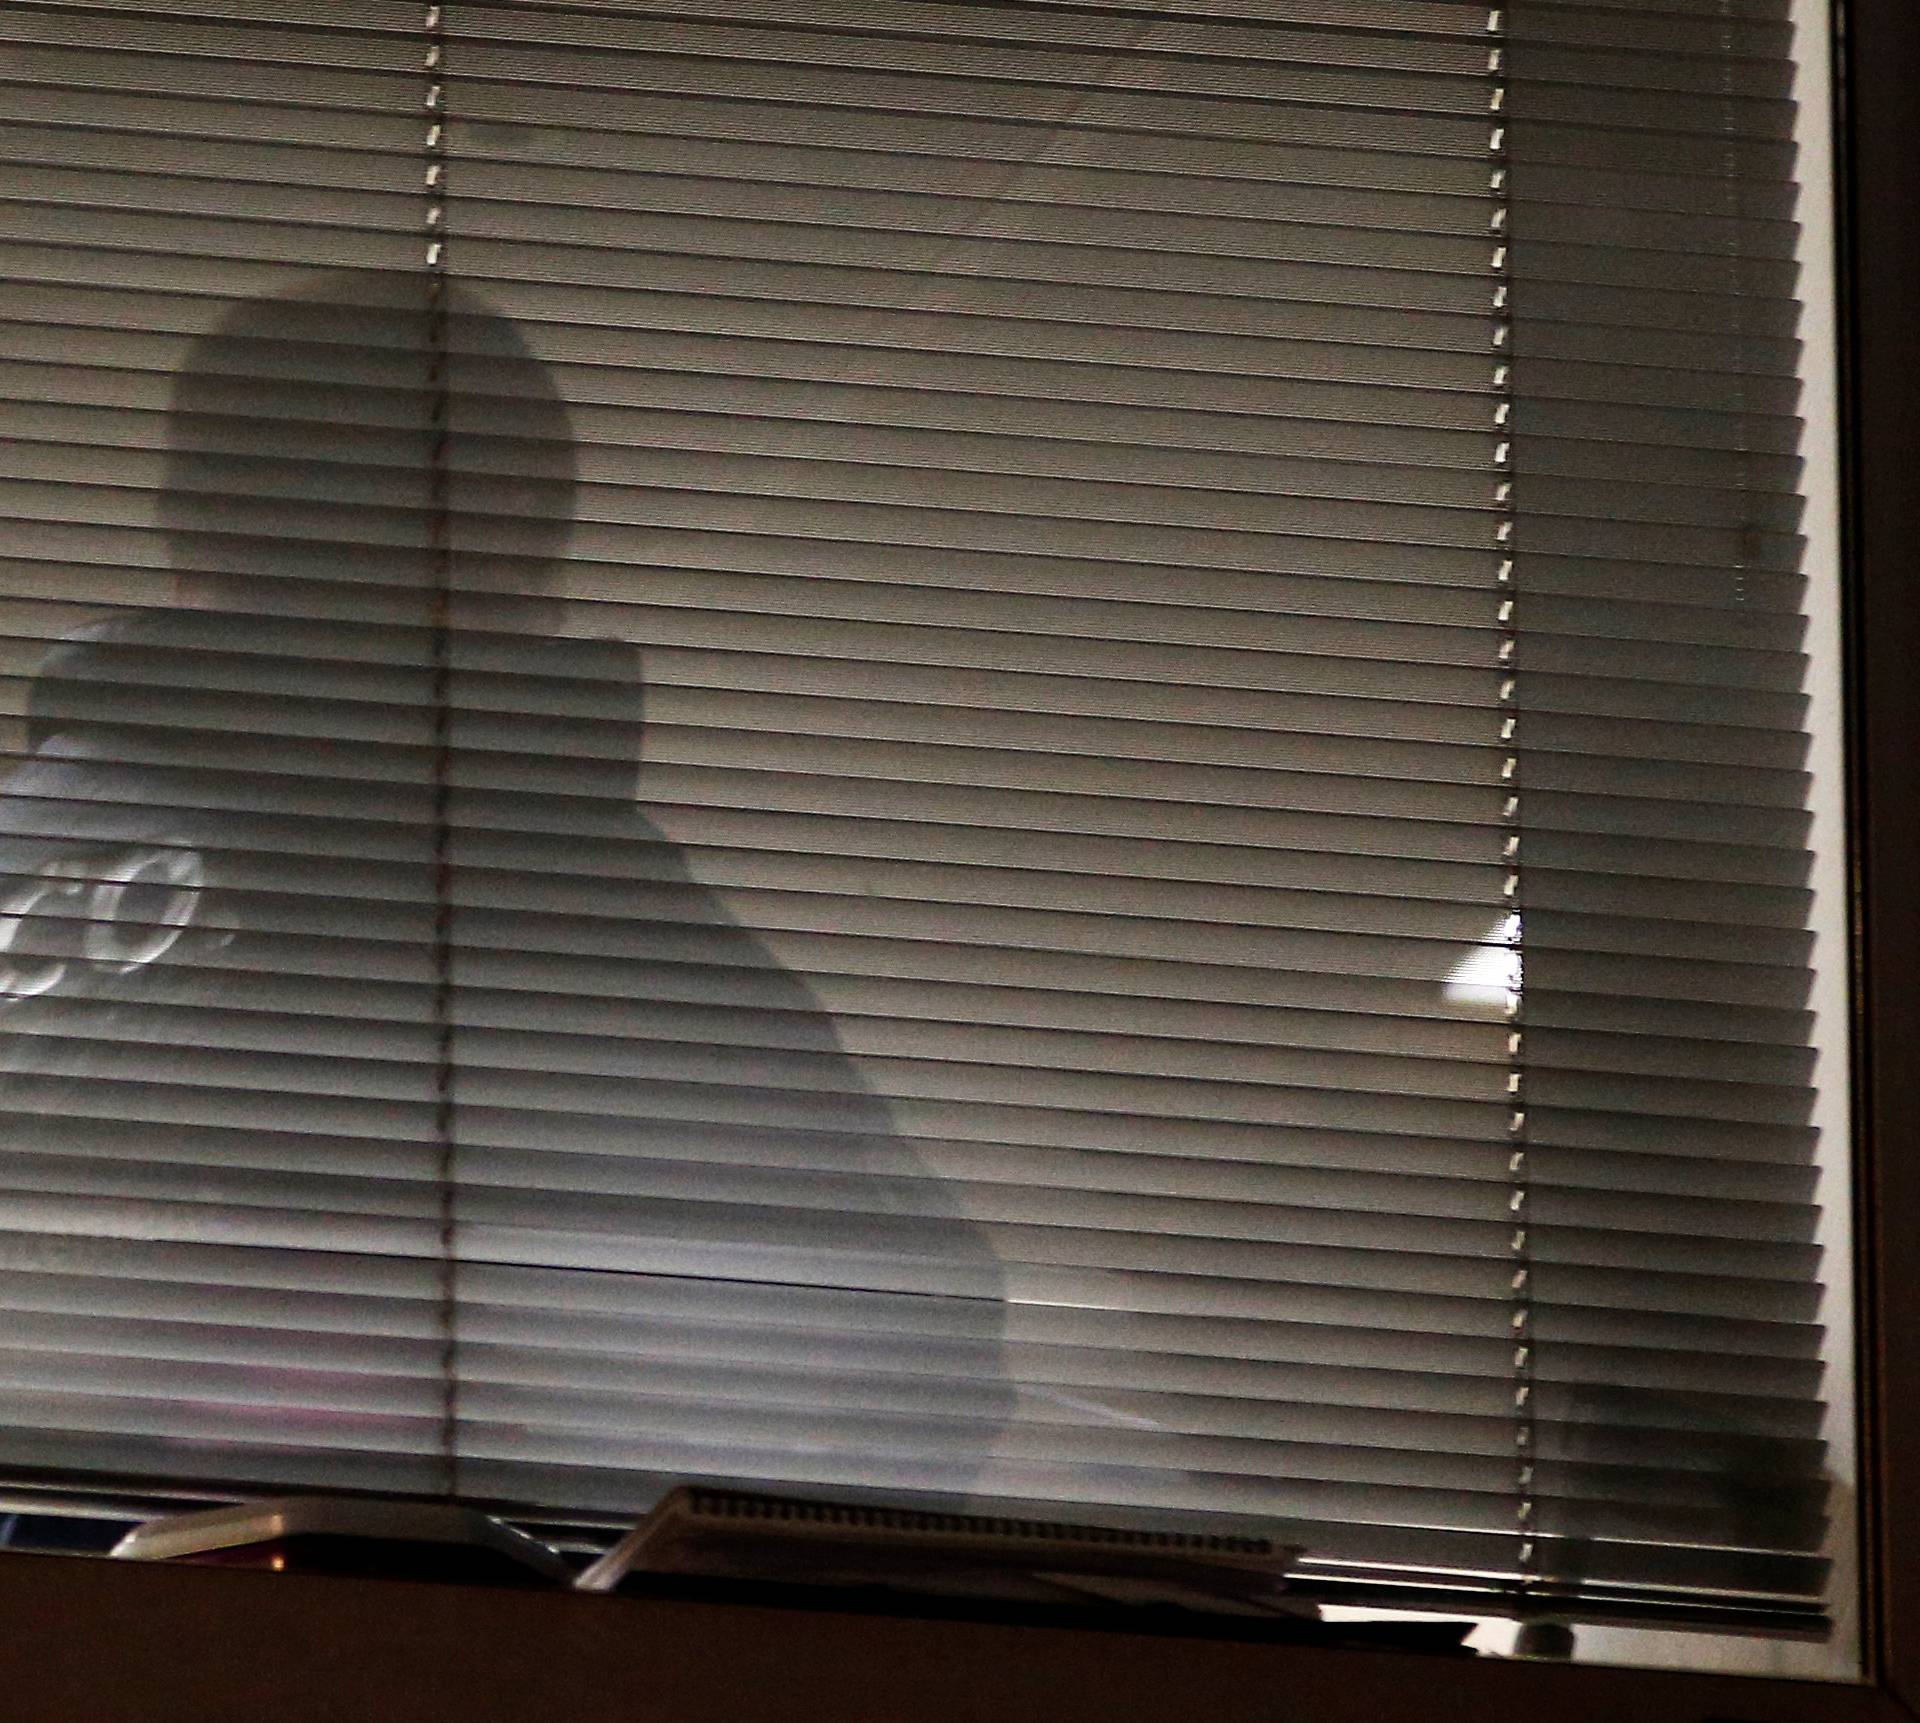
[{"x1": 0, "y1": 268, "x2": 1010, "y2": 1506}]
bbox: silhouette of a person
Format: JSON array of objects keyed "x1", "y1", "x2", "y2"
[{"x1": 0, "y1": 270, "x2": 1009, "y2": 1511}]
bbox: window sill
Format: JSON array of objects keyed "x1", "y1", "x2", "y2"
[{"x1": 0, "y1": 1547, "x2": 1903, "y2": 1723}]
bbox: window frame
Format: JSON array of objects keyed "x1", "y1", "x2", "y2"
[
  {"x1": 0, "y1": 0, "x2": 1915, "y2": 1716},
  {"x1": 1841, "y1": 0, "x2": 1920, "y2": 1711}
]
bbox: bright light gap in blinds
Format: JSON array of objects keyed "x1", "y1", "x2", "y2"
[{"x1": 0, "y1": 0, "x2": 1855, "y2": 1671}]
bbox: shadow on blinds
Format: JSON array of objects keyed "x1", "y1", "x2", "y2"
[
  {"x1": 0, "y1": 269, "x2": 1011, "y2": 1514},
  {"x1": 1496, "y1": 26, "x2": 1829, "y2": 1609}
]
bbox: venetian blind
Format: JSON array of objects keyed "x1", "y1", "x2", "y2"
[{"x1": 0, "y1": 0, "x2": 1836, "y2": 1630}]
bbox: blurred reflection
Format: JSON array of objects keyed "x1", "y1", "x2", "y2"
[{"x1": 0, "y1": 270, "x2": 1008, "y2": 1507}]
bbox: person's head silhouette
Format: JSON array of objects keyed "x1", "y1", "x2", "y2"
[{"x1": 159, "y1": 269, "x2": 577, "y2": 636}]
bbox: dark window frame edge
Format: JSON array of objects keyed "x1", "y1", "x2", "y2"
[{"x1": 1843, "y1": 0, "x2": 1920, "y2": 1714}]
